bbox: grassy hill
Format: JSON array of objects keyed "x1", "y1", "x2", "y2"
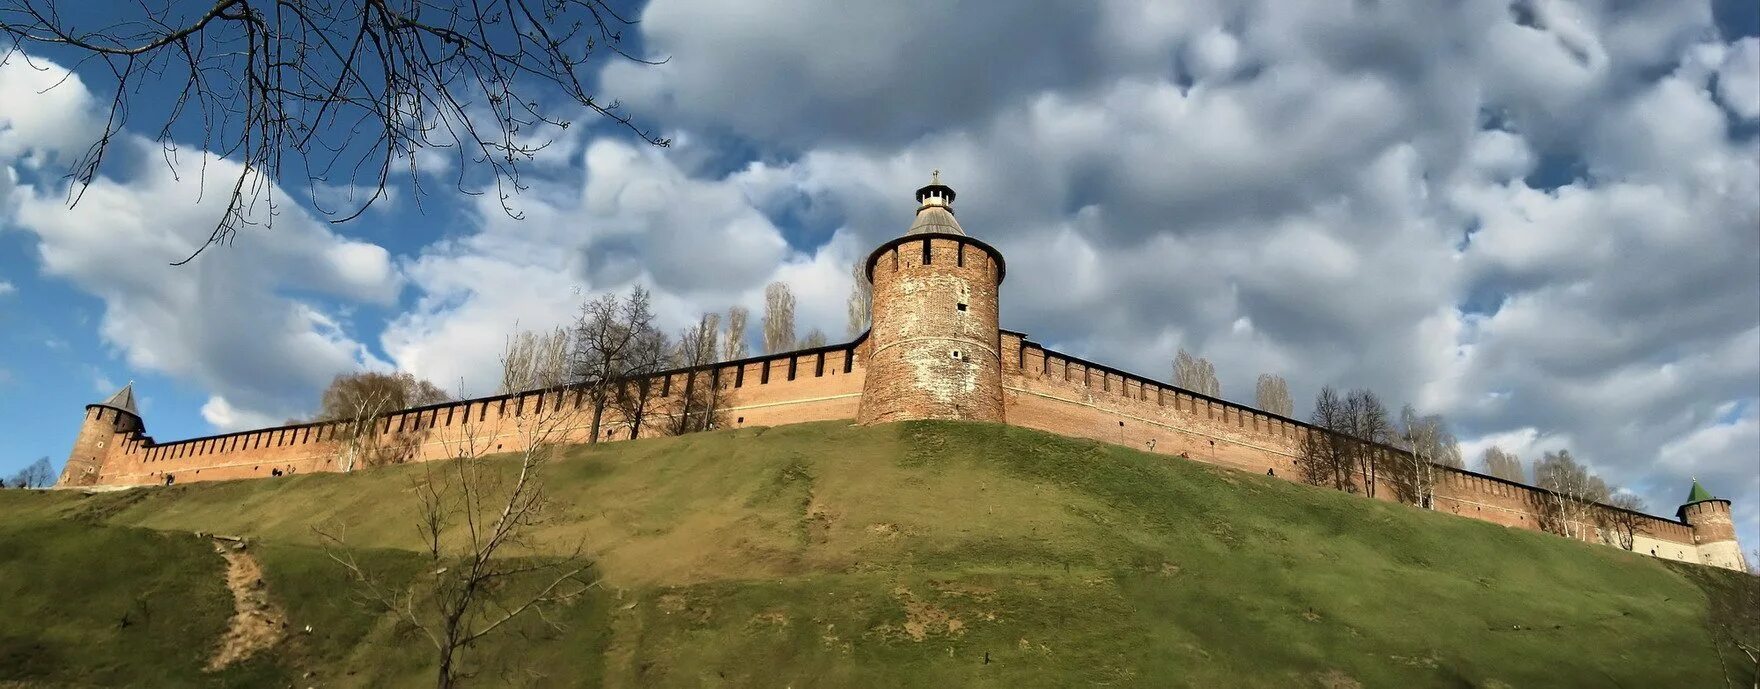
[{"x1": 3, "y1": 420, "x2": 1754, "y2": 688}]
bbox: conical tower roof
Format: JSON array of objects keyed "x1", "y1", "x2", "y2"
[
  {"x1": 93, "y1": 382, "x2": 139, "y2": 417},
  {"x1": 1684, "y1": 479, "x2": 1717, "y2": 504},
  {"x1": 906, "y1": 170, "x2": 965, "y2": 236}
]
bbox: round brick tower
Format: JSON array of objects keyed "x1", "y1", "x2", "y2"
[
  {"x1": 59, "y1": 383, "x2": 143, "y2": 487},
  {"x1": 857, "y1": 173, "x2": 1007, "y2": 425},
  {"x1": 1678, "y1": 480, "x2": 1747, "y2": 571}
]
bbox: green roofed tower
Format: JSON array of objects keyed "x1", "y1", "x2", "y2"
[{"x1": 1677, "y1": 479, "x2": 1745, "y2": 571}]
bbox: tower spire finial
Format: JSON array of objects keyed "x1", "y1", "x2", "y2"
[{"x1": 931, "y1": 169, "x2": 941, "y2": 185}]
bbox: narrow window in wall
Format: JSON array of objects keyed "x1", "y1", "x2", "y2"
[
  {"x1": 788, "y1": 356, "x2": 798, "y2": 381},
  {"x1": 662, "y1": 374, "x2": 673, "y2": 397},
  {"x1": 815, "y1": 352, "x2": 826, "y2": 377},
  {"x1": 957, "y1": 242, "x2": 965, "y2": 267},
  {"x1": 735, "y1": 365, "x2": 745, "y2": 388},
  {"x1": 922, "y1": 239, "x2": 932, "y2": 265},
  {"x1": 478, "y1": 402, "x2": 487, "y2": 423},
  {"x1": 445, "y1": 406, "x2": 454, "y2": 426},
  {"x1": 761, "y1": 361, "x2": 771, "y2": 385},
  {"x1": 516, "y1": 394, "x2": 525, "y2": 417},
  {"x1": 844, "y1": 350, "x2": 855, "y2": 374},
  {"x1": 498, "y1": 399, "x2": 507, "y2": 416},
  {"x1": 534, "y1": 393, "x2": 545, "y2": 416},
  {"x1": 891, "y1": 249, "x2": 899, "y2": 271}
]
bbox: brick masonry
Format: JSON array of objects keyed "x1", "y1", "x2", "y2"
[
  {"x1": 58, "y1": 182, "x2": 1747, "y2": 572},
  {"x1": 858, "y1": 234, "x2": 1004, "y2": 424}
]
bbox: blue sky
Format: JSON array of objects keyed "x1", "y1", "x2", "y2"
[{"x1": 2, "y1": 0, "x2": 1758, "y2": 552}]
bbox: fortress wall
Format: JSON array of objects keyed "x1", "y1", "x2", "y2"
[
  {"x1": 88, "y1": 342, "x2": 869, "y2": 487},
  {"x1": 1001, "y1": 332, "x2": 1303, "y2": 476},
  {"x1": 75, "y1": 324, "x2": 1712, "y2": 565},
  {"x1": 996, "y1": 332, "x2": 1704, "y2": 558}
]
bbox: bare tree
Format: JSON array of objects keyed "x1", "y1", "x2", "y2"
[
  {"x1": 1254, "y1": 374, "x2": 1293, "y2": 416},
  {"x1": 331, "y1": 382, "x2": 406, "y2": 471},
  {"x1": 317, "y1": 371, "x2": 449, "y2": 470},
  {"x1": 799, "y1": 328, "x2": 828, "y2": 349},
  {"x1": 1173, "y1": 348, "x2": 1220, "y2": 397},
  {"x1": 0, "y1": 0, "x2": 667, "y2": 264},
  {"x1": 609, "y1": 326, "x2": 668, "y2": 441},
  {"x1": 316, "y1": 371, "x2": 450, "y2": 421},
  {"x1": 1342, "y1": 389, "x2": 1391, "y2": 499},
  {"x1": 499, "y1": 328, "x2": 570, "y2": 394},
  {"x1": 1531, "y1": 449, "x2": 1610, "y2": 541},
  {"x1": 847, "y1": 258, "x2": 871, "y2": 337},
  {"x1": 762, "y1": 281, "x2": 796, "y2": 354},
  {"x1": 666, "y1": 313, "x2": 724, "y2": 435},
  {"x1": 1296, "y1": 386, "x2": 1354, "y2": 491},
  {"x1": 722, "y1": 306, "x2": 749, "y2": 362},
  {"x1": 1480, "y1": 446, "x2": 1524, "y2": 483},
  {"x1": 318, "y1": 327, "x2": 590, "y2": 689},
  {"x1": 1701, "y1": 551, "x2": 1760, "y2": 688},
  {"x1": 571, "y1": 286, "x2": 662, "y2": 444},
  {"x1": 1391, "y1": 405, "x2": 1461, "y2": 508},
  {"x1": 1603, "y1": 493, "x2": 1647, "y2": 551},
  {"x1": 9, "y1": 457, "x2": 54, "y2": 488}
]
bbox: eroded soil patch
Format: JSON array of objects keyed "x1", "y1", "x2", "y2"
[{"x1": 205, "y1": 540, "x2": 287, "y2": 671}]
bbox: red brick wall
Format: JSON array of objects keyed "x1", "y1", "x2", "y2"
[
  {"x1": 997, "y1": 332, "x2": 1700, "y2": 549},
  {"x1": 85, "y1": 343, "x2": 869, "y2": 487}
]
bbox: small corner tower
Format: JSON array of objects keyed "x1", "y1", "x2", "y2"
[
  {"x1": 60, "y1": 383, "x2": 143, "y2": 487},
  {"x1": 857, "y1": 173, "x2": 1007, "y2": 425},
  {"x1": 1678, "y1": 479, "x2": 1747, "y2": 571}
]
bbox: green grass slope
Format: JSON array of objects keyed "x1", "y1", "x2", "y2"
[{"x1": 3, "y1": 420, "x2": 1754, "y2": 688}]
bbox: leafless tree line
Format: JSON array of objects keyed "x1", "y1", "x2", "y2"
[
  {"x1": 1, "y1": 0, "x2": 668, "y2": 264},
  {"x1": 5, "y1": 457, "x2": 55, "y2": 488},
  {"x1": 1282, "y1": 383, "x2": 1652, "y2": 549}
]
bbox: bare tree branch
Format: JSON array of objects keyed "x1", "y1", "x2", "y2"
[
  {"x1": 316, "y1": 324, "x2": 590, "y2": 688},
  {"x1": 1, "y1": 0, "x2": 670, "y2": 264}
]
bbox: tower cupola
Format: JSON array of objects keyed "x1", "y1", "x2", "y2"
[{"x1": 906, "y1": 170, "x2": 965, "y2": 236}]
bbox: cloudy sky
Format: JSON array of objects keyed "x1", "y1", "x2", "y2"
[{"x1": 1, "y1": 1, "x2": 1756, "y2": 549}]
